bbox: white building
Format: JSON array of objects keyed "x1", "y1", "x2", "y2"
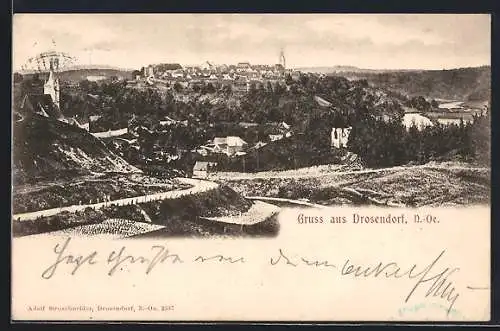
[
  {"x1": 201, "y1": 61, "x2": 215, "y2": 71},
  {"x1": 402, "y1": 113, "x2": 433, "y2": 130},
  {"x1": 331, "y1": 127, "x2": 352, "y2": 148},
  {"x1": 171, "y1": 70, "x2": 184, "y2": 78},
  {"x1": 209, "y1": 136, "x2": 248, "y2": 156},
  {"x1": 269, "y1": 134, "x2": 284, "y2": 142}
]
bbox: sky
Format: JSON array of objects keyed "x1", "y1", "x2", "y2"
[{"x1": 12, "y1": 14, "x2": 491, "y2": 71}]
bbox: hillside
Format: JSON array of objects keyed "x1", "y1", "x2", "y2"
[
  {"x1": 295, "y1": 66, "x2": 419, "y2": 74},
  {"x1": 341, "y1": 66, "x2": 491, "y2": 101},
  {"x1": 58, "y1": 68, "x2": 133, "y2": 83},
  {"x1": 221, "y1": 163, "x2": 490, "y2": 207},
  {"x1": 12, "y1": 115, "x2": 139, "y2": 184},
  {"x1": 18, "y1": 68, "x2": 134, "y2": 84}
]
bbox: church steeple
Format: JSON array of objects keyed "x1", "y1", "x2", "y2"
[
  {"x1": 279, "y1": 48, "x2": 286, "y2": 69},
  {"x1": 44, "y1": 69, "x2": 60, "y2": 109}
]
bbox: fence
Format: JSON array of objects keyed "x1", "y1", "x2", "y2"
[{"x1": 91, "y1": 128, "x2": 128, "y2": 138}]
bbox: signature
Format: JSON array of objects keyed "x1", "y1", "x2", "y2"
[
  {"x1": 269, "y1": 248, "x2": 460, "y2": 316},
  {"x1": 41, "y1": 237, "x2": 244, "y2": 279},
  {"x1": 41, "y1": 237, "x2": 98, "y2": 279},
  {"x1": 41, "y1": 238, "x2": 465, "y2": 316}
]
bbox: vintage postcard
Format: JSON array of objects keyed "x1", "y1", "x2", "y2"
[{"x1": 11, "y1": 13, "x2": 491, "y2": 322}]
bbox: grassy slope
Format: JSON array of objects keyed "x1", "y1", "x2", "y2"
[
  {"x1": 12, "y1": 115, "x2": 139, "y2": 184},
  {"x1": 137, "y1": 185, "x2": 279, "y2": 238},
  {"x1": 221, "y1": 164, "x2": 490, "y2": 207},
  {"x1": 12, "y1": 174, "x2": 187, "y2": 214},
  {"x1": 58, "y1": 68, "x2": 133, "y2": 83}
]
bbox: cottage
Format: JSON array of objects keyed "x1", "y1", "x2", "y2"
[
  {"x1": 226, "y1": 136, "x2": 247, "y2": 155},
  {"x1": 331, "y1": 127, "x2": 352, "y2": 148},
  {"x1": 171, "y1": 70, "x2": 184, "y2": 78},
  {"x1": 193, "y1": 161, "x2": 218, "y2": 178},
  {"x1": 237, "y1": 62, "x2": 252, "y2": 73},
  {"x1": 269, "y1": 134, "x2": 284, "y2": 142},
  {"x1": 210, "y1": 136, "x2": 248, "y2": 156}
]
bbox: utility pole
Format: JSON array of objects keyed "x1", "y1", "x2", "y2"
[{"x1": 256, "y1": 149, "x2": 260, "y2": 171}]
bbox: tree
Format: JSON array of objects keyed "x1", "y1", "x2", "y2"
[
  {"x1": 222, "y1": 84, "x2": 232, "y2": 95},
  {"x1": 248, "y1": 82, "x2": 257, "y2": 95},
  {"x1": 13, "y1": 72, "x2": 23, "y2": 83},
  {"x1": 78, "y1": 79, "x2": 91, "y2": 92},
  {"x1": 174, "y1": 82, "x2": 183, "y2": 92}
]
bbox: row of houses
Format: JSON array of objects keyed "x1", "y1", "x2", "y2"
[
  {"x1": 142, "y1": 61, "x2": 287, "y2": 79},
  {"x1": 135, "y1": 61, "x2": 299, "y2": 93}
]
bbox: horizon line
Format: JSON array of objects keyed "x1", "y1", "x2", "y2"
[{"x1": 13, "y1": 63, "x2": 491, "y2": 74}]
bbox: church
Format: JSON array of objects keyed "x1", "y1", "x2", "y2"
[
  {"x1": 19, "y1": 65, "x2": 88, "y2": 130},
  {"x1": 20, "y1": 69, "x2": 64, "y2": 120}
]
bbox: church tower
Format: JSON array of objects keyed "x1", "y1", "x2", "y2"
[
  {"x1": 279, "y1": 49, "x2": 286, "y2": 69},
  {"x1": 43, "y1": 66, "x2": 60, "y2": 109}
]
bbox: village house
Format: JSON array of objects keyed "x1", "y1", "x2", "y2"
[
  {"x1": 237, "y1": 62, "x2": 252, "y2": 73},
  {"x1": 207, "y1": 136, "x2": 248, "y2": 156},
  {"x1": 269, "y1": 134, "x2": 284, "y2": 142},
  {"x1": 170, "y1": 69, "x2": 184, "y2": 78},
  {"x1": 331, "y1": 126, "x2": 352, "y2": 148},
  {"x1": 193, "y1": 161, "x2": 218, "y2": 178}
]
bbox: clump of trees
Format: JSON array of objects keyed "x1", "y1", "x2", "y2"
[
  {"x1": 347, "y1": 113, "x2": 490, "y2": 167},
  {"x1": 18, "y1": 72, "x2": 489, "y2": 173},
  {"x1": 403, "y1": 96, "x2": 438, "y2": 111}
]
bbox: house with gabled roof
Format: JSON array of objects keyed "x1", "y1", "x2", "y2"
[
  {"x1": 20, "y1": 94, "x2": 63, "y2": 119},
  {"x1": 208, "y1": 136, "x2": 248, "y2": 156}
]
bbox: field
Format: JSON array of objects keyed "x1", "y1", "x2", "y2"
[{"x1": 218, "y1": 162, "x2": 490, "y2": 207}]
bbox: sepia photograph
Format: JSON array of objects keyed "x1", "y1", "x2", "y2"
[
  {"x1": 11, "y1": 13, "x2": 492, "y2": 322},
  {"x1": 12, "y1": 14, "x2": 490, "y2": 239}
]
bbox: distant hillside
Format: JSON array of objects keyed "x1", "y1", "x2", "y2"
[
  {"x1": 58, "y1": 68, "x2": 133, "y2": 83},
  {"x1": 295, "y1": 66, "x2": 419, "y2": 74},
  {"x1": 342, "y1": 66, "x2": 491, "y2": 102},
  {"x1": 12, "y1": 115, "x2": 139, "y2": 184},
  {"x1": 18, "y1": 68, "x2": 134, "y2": 84}
]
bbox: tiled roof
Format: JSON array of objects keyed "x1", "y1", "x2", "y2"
[{"x1": 21, "y1": 94, "x2": 64, "y2": 119}]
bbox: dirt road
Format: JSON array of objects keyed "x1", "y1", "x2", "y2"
[{"x1": 12, "y1": 178, "x2": 219, "y2": 222}]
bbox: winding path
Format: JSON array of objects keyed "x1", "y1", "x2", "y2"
[
  {"x1": 12, "y1": 178, "x2": 219, "y2": 222},
  {"x1": 245, "y1": 196, "x2": 327, "y2": 209}
]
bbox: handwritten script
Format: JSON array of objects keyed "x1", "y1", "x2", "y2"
[{"x1": 41, "y1": 237, "x2": 462, "y2": 316}]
